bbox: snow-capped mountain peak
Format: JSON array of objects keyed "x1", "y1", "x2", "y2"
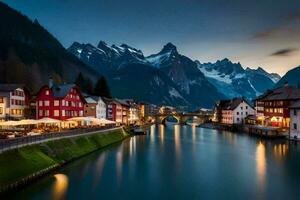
[{"x1": 198, "y1": 58, "x2": 279, "y2": 99}]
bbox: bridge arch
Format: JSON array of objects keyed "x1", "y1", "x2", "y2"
[{"x1": 160, "y1": 115, "x2": 180, "y2": 124}]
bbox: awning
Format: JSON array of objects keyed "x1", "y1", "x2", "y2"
[
  {"x1": 17, "y1": 119, "x2": 39, "y2": 125},
  {"x1": 0, "y1": 120, "x2": 20, "y2": 126},
  {"x1": 37, "y1": 118, "x2": 61, "y2": 124}
]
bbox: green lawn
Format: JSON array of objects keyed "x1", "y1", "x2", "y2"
[{"x1": 0, "y1": 129, "x2": 128, "y2": 189}]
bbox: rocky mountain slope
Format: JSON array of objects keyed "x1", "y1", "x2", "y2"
[
  {"x1": 275, "y1": 65, "x2": 300, "y2": 87},
  {"x1": 0, "y1": 2, "x2": 99, "y2": 92}
]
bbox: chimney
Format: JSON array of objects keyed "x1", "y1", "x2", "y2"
[
  {"x1": 49, "y1": 76, "x2": 54, "y2": 88},
  {"x1": 284, "y1": 81, "x2": 288, "y2": 87}
]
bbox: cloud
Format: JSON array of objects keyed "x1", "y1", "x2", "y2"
[
  {"x1": 286, "y1": 11, "x2": 300, "y2": 21},
  {"x1": 270, "y1": 48, "x2": 298, "y2": 56},
  {"x1": 253, "y1": 10, "x2": 300, "y2": 40},
  {"x1": 253, "y1": 29, "x2": 275, "y2": 39}
]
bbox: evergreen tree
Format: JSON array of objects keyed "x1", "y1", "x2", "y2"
[
  {"x1": 94, "y1": 76, "x2": 111, "y2": 98},
  {"x1": 85, "y1": 77, "x2": 94, "y2": 95},
  {"x1": 75, "y1": 72, "x2": 85, "y2": 90}
]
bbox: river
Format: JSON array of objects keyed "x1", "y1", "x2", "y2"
[{"x1": 6, "y1": 124, "x2": 300, "y2": 200}]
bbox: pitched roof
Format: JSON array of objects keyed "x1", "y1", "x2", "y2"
[
  {"x1": 85, "y1": 96, "x2": 97, "y2": 104},
  {"x1": 51, "y1": 84, "x2": 75, "y2": 98},
  {"x1": 258, "y1": 85, "x2": 300, "y2": 101},
  {"x1": 115, "y1": 99, "x2": 130, "y2": 106},
  {"x1": 0, "y1": 84, "x2": 25, "y2": 97},
  {"x1": 217, "y1": 97, "x2": 252, "y2": 110}
]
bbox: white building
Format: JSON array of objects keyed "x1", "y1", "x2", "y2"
[
  {"x1": 94, "y1": 97, "x2": 107, "y2": 119},
  {"x1": 0, "y1": 84, "x2": 27, "y2": 120},
  {"x1": 214, "y1": 97, "x2": 255, "y2": 124},
  {"x1": 290, "y1": 100, "x2": 300, "y2": 139}
]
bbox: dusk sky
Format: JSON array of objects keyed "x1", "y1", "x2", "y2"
[{"x1": 3, "y1": 0, "x2": 300, "y2": 75}]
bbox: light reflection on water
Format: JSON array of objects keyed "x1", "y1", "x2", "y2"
[
  {"x1": 174, "y1": 125, "x2": 181, "y2": 161},
  {"x1": 273, "y1": 143, "x2": 288, "y2": 162},
  {"x1": 8, "y1": 125, "x2": 300, "y2": 200},
  {"x1": 52, "y1": 174, "x2": 68, "y2": 200},
  {"x1": 256, "y1": 141, "x2": 266, "y2": 190}
]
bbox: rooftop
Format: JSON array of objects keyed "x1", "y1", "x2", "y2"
[{"x1": 258, "y1": 85, "x2": 300, "y2": 101}]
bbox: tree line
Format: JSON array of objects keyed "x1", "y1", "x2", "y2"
[{"x1": 75, "y1": 72, "x2": 111, "y2": 98}]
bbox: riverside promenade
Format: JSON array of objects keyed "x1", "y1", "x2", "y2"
[{"x1": 0, "y1": 126, "x2": 122, "y2": 153}]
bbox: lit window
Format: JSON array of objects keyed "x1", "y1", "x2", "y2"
[
  {"x1": 44, "y1": 101, "x2": 50, "y2": 106},
  {"x1": 0, "y1": 97, "x2": 3, "y2": 103},
  {"x1": 44, "y1": 110, "x2": 49, "y2": 116},
  {"x1": 54, "y1": 110, "x2": 59, "y2": 117},
  {"x1": 39, "y1": 110, "x2": 43, "y2": 116},
  {"x1": 45, "y1": 90, "x2": 49, "y2": 95},
  {"x1": 62, "y1": 100, "x2": 65, "y2": 106},
  {"x1": 39, "y1": 101, "x2": 43, "y2": 106},
  {"x1": 54, "y1": 100, "x2": 59, "y2": 106},
  {"x1": 62, "y1": 110, "x2": 65, "y2": 117},
  {"x1": 0, "y1": 107, "x2": 2, "y2": 114}
]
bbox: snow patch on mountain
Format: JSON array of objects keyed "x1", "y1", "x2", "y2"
[{"x1": 169, "y1": 87, "x2": 183, "y2": 99}]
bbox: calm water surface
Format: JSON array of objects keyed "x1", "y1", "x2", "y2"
[{"x1": 7, "y1": 125, "x2": 300, "y2": 200}]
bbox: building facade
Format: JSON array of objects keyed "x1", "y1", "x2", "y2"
[
  {"x1": 84, "y1": 97, "x2": 97, "y2": 117},
  {"x1": 94, "y1": 97, "x2": 106, "y2": 119},
  {"x1": 289, "y1": 100, "x2": 300, "y2": 138},
  {"x1": 255, "y1": 84, "x2": 300, "y2": 128},
  {"x1": 35, "y1": 84, "x2": 86, "y2": 120},
  {"x1": 0, "y1": 84, "x2": 28, "y2": 120},
  {"x1": 214, "y1": 97, "x2": 255, "y2": 124}
]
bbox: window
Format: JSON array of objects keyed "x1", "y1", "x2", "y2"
[
  {"x1": 79, "y1": 110, "x2": 83, "y2": 116},
  {"x1": 294, "y1": 110, "x2": 297, "y2": 116},
  {"x1": 62, "y1": 100, "x2": 65, "y2": 106},
  {"x1": 237, "y1": 118, "x2": 239, "y2": 121},
  {"x1": 39, "y1": 101, "x2": 43, "y2": 106},
  {"x1": 39, "y1": 110, "x2": 43, "y2": 116},
  {"x1": 44, "y1": 101, "x2": 50, "y2": 106},
  {"x1": 54, "y1": 100, "x2": 59, "y2": 106},
  {"x1": 246, "y1": 112, "x2": 248, "y2": 115},
  {"x1": 0, "y1": 97, "x2": 3, "y2": 103},
  {"x1": 0, "y1": 107, "x2": 2, "y2": 114},
  {"x1": 44, "y1": 110, "x2": 49, "y2": 116},
  {"x1": 79, "y1": 102, "x2": 82, "y2": 107},
  {"x1": 241, "y1": 107, "x2": 243, "y2": 110},
  {"x1": 237, "y1": 112, "x2": 239, "y2": 115},
  {"x1": 246, "y1": 106, "x2": 248, "y2": 109},
  {"x1": 45, "y1": 90, "x2": 49, "y2": 95},
  {"x1": 294, "y1": 123, "x2": 297, "y2": 130},
  {"x1": 54, "y1": 110, "x2": 59, "y2": 117},
  {"x1": 62, "y1": 110, "x2": 65, "y2": 117}
]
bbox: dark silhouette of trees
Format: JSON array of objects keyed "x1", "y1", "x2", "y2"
[{"x1": 94, "y1": 76, "x2": 111, "y2": 98}]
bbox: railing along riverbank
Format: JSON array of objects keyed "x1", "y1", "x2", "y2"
[{"x1": 0, "y1": 125, "x2": 122, "y2": 153}]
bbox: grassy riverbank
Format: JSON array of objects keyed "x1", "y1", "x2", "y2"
[{"x1": 0, "y1": 128, "x2": 129, "y2": 190}]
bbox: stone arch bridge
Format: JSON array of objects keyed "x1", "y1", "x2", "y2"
[{"x1": 153, "y1": 113, "x2": 213, "y2": 125}]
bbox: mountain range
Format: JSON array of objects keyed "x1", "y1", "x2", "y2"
[
  {"x1": 68, "y1": 41, "x2": 281, "y2": 109},
  {"x1": 4, "y1": 1, "x2": 300, "y2": 111}
]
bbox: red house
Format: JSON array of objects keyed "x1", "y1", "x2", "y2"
[{"x1": 35, "y1": 83, "x2": 86, "y2": 120}]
